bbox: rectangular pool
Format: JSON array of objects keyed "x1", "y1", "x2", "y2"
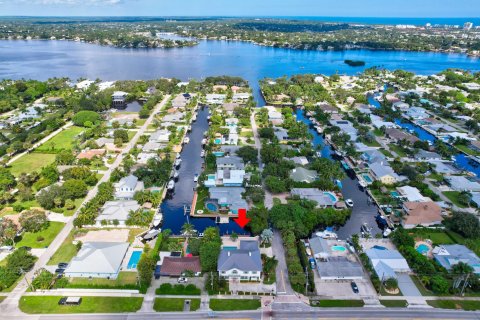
[{"x1": 127, "y1": 251, "x2": 142, "y2": 269}]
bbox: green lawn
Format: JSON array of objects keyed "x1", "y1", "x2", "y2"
[
  {"x1": 442, "y1": 191, "x2": 468, "y2": 208},
  {"x1": 380, "y1": 300, "x2": 408, "y2": 308},
  {"x1": 47, "y1": 231, "x2": 78, "y2": 266},
  {"x1": 373, "y1": 128, "x2": 383, "y2": 137},
  {"x1": 363, "y1": 139, "x2": 381, "y2": 147},
  {"x1": 389, "y1": 145, "x2": 407, "y2": 157},
  {"x1": 455, "y1": 144, "x2": 480, "y2": 156},
  {"x1": 63, "y1": 198, "x2": 84, "y2": 217},
  {"x1": 209, "y1": 299, "x2": 260, "y2": 311},
  {"x1": 16, "y1": 222, "x2": 65, "y2": 248},
  {"x1": 19, "y1": 296, "x2": 143, "y2": 314},
  {"x1": 156, "y1": 283, "x2": 201, "y2": 295},
  {"x1": 153, "y1": 298, "x2": 200, "y2": 312},
  {"x1": 379, "y1": 148, "x2": 394, "y2": 158},
  {"x1": 35, "y1": 126, "x2": 84, "y2": 153},
  {"x1": 427, "y1": 300, "x2": 480, "y2": 311},
  {"x1": 409, "y1": 228, "x2": 456, "y2": 246},
  {"x1": 66, "y1": 272, "x2": 138, "y2": 289},
  {"x1": 428, "y1": 173, "x2": 445, "y2": 182},
  {"x1": 9, "y1": 153, "x2": 56, "y2": 176},
  {"x1": 311, "y1": 300, "x2": 365, "y2": 308}
]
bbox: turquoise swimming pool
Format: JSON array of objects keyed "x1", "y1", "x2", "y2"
[
  {"x1": 127, "y1": 251, "x2": 142, "y2": 269},
  {"x1": 416, "y1": 244, "x2": 430, "y2": 255},
  {"x1": 331, "y1": 245, "x2": 346, "y2": 252},
  {"x1": 223, "y1": 246, "x2": 238, "y2": 251},
  {"x1": 362, "y1": 174, "x2": 373, "y2": 183},
  {"x1": 323, "y1": 192, "x2": 338, "y2": 202},
  {"x1": 213, "y1": 151, "x2": 225, "y2": 157},
  {"x1": 390, "y1": 191, "x2": 400, "y2": 197},
  {"x1": 214, "y1": 138, "x2": 222, "y2": 144},
  {"x1": 206, "y1": 202, "x2": 219, "y2": 212}
]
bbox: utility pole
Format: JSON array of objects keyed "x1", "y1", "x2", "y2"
[{"x1": 461, "y1": 273, "x2": 471, "y2": 296}]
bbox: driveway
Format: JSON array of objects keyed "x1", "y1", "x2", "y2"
[
  {"x1": 396, "y1": 273, "x2": 422, "y2": 296},
  {"x1": 229, "y1": 279, "x2": 276, "y2": 295},
  {"x1": 272, "y1": 230, "x2": 293, "y2": 295}
]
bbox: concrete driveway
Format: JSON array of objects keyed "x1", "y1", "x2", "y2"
[{"x1": 396, "y1": 273, "x2": 422, "y2": 296}]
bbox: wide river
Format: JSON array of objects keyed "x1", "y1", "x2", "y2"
[
  {"x1": 1, "y1": 39, "x2": 480, "y2": 104},
  {"x1": 2, "y1": 39, "x2": 480, "y2": 236}
]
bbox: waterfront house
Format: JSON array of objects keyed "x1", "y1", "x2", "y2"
[
  {"x1": 208, "y1": 187, "x2": 248, "y2": 214},
  {"x1": 415, "y1": 150, "x2": 442, "y2": 161},
  {"x1": 446, "y1": 176, "x2": 480, "y2": 192},
  {"x1": 289, "y1": 167, "x2": 318, "y2": 183},
  {"x1": 470, "y1": 140, "x2": 480, "y2": 152},
  {"x1": 160, "y1": 256, "x2": 202, "y2": 277},
  {"x1": 206, "y1": 94, "x2": 226, "y2": 105},
  {"x1": 361, "y1": 149, "x2": 386, "y2": 164},
  {"x1": 385, "y1": 128, "x2": 419, "y2": 145},
  {"x1": 218, "y1": 240, "x2": 262, "y2": 281},
  {"x1": 402, "y1": 201, "x2": 443, "y2": 229},
  {"x1": 316, "y1": 103, "x2": 339, "y2": 114},
  {"x1": 329, "y1": 120, "x2": 358, "y2": 141},
  {"x1": 216, "y1": 156, "x2": 245, "y2": 170},
  {"x1": 96, "y1": 200, "x2": 141, "y2": 226},
  {"x1": 143, "y1": 141, "x2": 166, "y2": 152},
  {"x1": 365, "y1": 248, "x2": 411, "y2": 280},
  {"x1": 137, "y1": 152, "x2": 158, "y2": 165},
  {"x1": 287, "y1": 156, "x2": 309, "y2": 166},
  {"x1": 355, "y1": 103, "x2": 373, "y2": 114},
  {"x1": 265, "y1": 106, "x2": 283, "y2": 125},
  {"x1": 232, "y1": 93, "x2": 250, "y2": 103},
  {"x1": 205, "y1": 169, "x2": 246, "y2": 188},
  {"x1": 64, "y1": 242, "x2": 129, "y2": 279},
  {"x1": 370, "y1": 115, "x2": 396, "y2": 129},
  {"x1": 429, "y1": 160, "x2": 460, "y2": 175},
  {"x1": 405, "y1": 107, "x2": 429, "y2": 120},
  {"x1": 396, "y1": 186, "x2": 426, "y2": 202},
  {"x1": 149, "y1": 129, "x2": 171, "y2": 143},
  {"x1": 393, "y1": 101, "x2": 410, "y2": 111},
  {"x1": 114, "y1": 175, "x2": 144, "y2": 200},
  {"x1": 112, "y1": 91, "x2": 128, "y2": 107},
  {"x1": 162, "y1": 112, "x2": 185, "y2": 123},
  {"x1": 273, "y1": 127, "x2": 289, "y2": 141},
  {"x1": 291, "y1": 188, "x2": 337, "y2": 208},
  {"x1": 369, "y1": 162, "x2": 406, "y2": 185},
  {"x1": 433, "y1": 245, "x2": 480, "y2": 274},
  {"x1": 221, "y1": 102, "x2": 240, "y2": 114}
]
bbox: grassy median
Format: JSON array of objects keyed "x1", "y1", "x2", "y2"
[
  {"x1": 209, "y1": 298, "x2": 261, "y2": 311},
  {"x1": 153, "y1": 298, "x2": 200, "y2": 312}
]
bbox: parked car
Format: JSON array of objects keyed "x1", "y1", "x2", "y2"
[
  {"x1": 193, "y1": 174, "x2": 199, "y2": 183},
  {"x1": 55, "y1": 268, "x2": 65, "y2": 274},
  {"x1": 351, "y1": 281, "x2": 359, "y2": 293},
  {"x1": 58, "y1": 297, "x2": 67, "y2": 305},
  {"x1": 177, "y1": 277, "x2": 188, "y2": 283},
  {"x1": 154, "y1": 264, "x2": 161, "y2": 280},
  {"x1": 58, "y1": 262, "x2": 68, "y2": 269},
  {"x1": 309, "y1": 258, "x2": 316, "y2": 269},
  {"x1": 345, "y1": 199, "x2": 354, "y2": 207}
]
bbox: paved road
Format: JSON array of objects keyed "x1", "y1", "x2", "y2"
[
  {"x1": 7, "y1": 121, "x2": 73, "y2": 165},
  {"x1": 272, "y1": 230, "x2": 293, "y2": 295},
  {"x1": 1, "y1": 95, "x2": 171, "y2": 315}
]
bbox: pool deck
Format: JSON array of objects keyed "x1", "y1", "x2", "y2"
[
  {"x1": 190, "y1": 191, "x2": 240, "y2": 218},
  {"x1": 121, "y1": 248, "x2": 142, "y2": 271}
]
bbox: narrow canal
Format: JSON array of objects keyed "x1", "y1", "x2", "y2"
[
  {"x1": 295, "y1": 109, "x2": 381, "y2": 238},
  {"x1": 160, "y1": 106, "x2": 248, "y2": 235},
  {"x1": 368, "y1": 94, "x2": 480, "y2": 176}
]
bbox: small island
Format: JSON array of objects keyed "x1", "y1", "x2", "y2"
[{"x1": 344, "y1": 59, "x2": 366, "y2": 67}]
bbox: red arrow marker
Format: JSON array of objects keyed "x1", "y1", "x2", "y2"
[{"x1": 234, "y1": 208, "x2": 250, "y2": 229}]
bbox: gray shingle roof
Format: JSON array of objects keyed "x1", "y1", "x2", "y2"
[{"x1": 218, "y1": 241, "x2": 262, "y2": 272}]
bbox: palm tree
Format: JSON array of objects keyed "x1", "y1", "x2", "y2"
[{"x1": 181, "y1": 223, "x2": 195, "y2": 236}]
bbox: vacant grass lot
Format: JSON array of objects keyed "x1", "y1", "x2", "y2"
[
  {"x1": 19, "y1": 296, "x2": 143, "y2": 314},
  {"x1": 408, "y1": 228, "x2": 457, "y2": 245},
  {"x1": 153, "y1": 298, "x2": 200, "y2": 312},
  {"x1": 427, "y1": 300, "x2": 480, "y2": 310},
  {"x1": 9, "y1": 153, "x2": 56, "y2": 176},
  {"x1": 66, "y1": 272, "x2": 138, "y2": 289},
  {"x1": 16, "y1": 222, "x2": 65, "y2": 248},
  {"x1": 311, "y1": 300, "x2": 365, "y2": 308},
  {"x1": 209, "y1": 299, "x2": 261, "y2": 311},
  {"x1": 442, "y1": 191, "x2": 468, "y2": 208},
  {"x1": 35, "y1": 126, "x2": 84, "y2": 153},
  {"x1": 380, "y1": 300, "x2": 408, "y2": 307}
]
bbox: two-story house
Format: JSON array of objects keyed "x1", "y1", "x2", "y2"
[
  {"x1": 217, "y1": 240, "x2": 262, "y2": 281},
  {"x1": 114, "y1": 175, "x2": 144, "y2": 200}
]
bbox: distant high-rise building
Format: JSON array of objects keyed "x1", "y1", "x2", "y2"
[{"x1": 464, "y1": 22, "x2": 474, "y2": 30}]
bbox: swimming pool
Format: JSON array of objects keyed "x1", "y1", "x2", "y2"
[
  {"x1": 324, "y1": 192, "x2": 338, "y2": 202},
  {"x1": 416, "y1": 244, "x2": 430, "y2": 255},
  {"x1": 213, "y1": 151, "x2": 225, "y2": 157},
  {"x1": 390, "y1": 191, "x2": 400, "y2": 197},
  {"x1": 214, "y1": 138, "x2": 222, "y2": 144},
  {"x1": 331, "y1": 245, "x2": 346, "y2": 252},
  {"x1": 206, "y1": 202, "x2": 219, "y2": 212},
  {"x1": 127, "y1": 251, "x2": 142, "y2": 269},
  {"x1": 362, "y1": 174, "x2": 373, "y2": 183},
  {"x1": 222, "y1": 246, "x2": 238, "y2": 251}
]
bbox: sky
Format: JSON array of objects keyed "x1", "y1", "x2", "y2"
[{"x1": 0, "y1": 0, "x2": 479, "y2": 17}]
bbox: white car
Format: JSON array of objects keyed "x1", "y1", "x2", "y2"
[
  {"x1": 200, "y1": 150, "x2": 205, "y2": 157},
  {"x1": 177, "y1": 277, "x2": 188, "y2": 283},
  {"x1": 193, "y1": 174, "x2": 199, "y2": 182},
  {"x1": 345, "y1": 199, "x2": 354, "y2": 207}
]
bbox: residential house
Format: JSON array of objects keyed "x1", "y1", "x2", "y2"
[
  {"x1": 222, "y1": 103, "x2": 240, "y2": 114},
  {"x1": 76, "y1": 149, "x2": 105, "y2": 160},
  {"x1": 406, "y1": 107, "x2": 429, "y2": 120},
  {"x1": 290, "y1": 167, "x2": 318, "y2": 183},
  {"x1": 446, "y1": 176, "x2": 480, "y2": 192},
  {"x1": 416, "y1": 150, "x2": 442, "y2": 161},
  {"x1": 355, "y1": 103, "x2": 373, "y2": 114},
  {"x1": 218, "y1": 240, "x2": 262, "y2": 281},
  {"x1": 291, "y1": 188, "x2": 338, "y2": 208},
  {"x1": 470, "y1": 140, "x2": 480, "y2": 153},
  {"x1": 216, "y1": 156, "x2": 245, "y2": 170},
  {"x1": 114, "y1": 175, "x2": 144, "y2": 200},
  {"x1": 329, "y1": 120, "x2": 358, "y2": 141},
  {"x1": 433, "y1": 245, "x2": 480, "y2": 274},
  {"x1": 287, "y1": 156, "x2": 309, "y2": 166},
  {"x1": 361, "y1": 149, "x2": 386, "y2": 164},
  {"x1": 370, "y1": 115, "x2": 396, "y2": 129},
  {"x1": 365, "y1": 248, "x2": 411, "y2": 280},
  {"x1": 429, "y1": 160, "x2": 460, "y2": 175},
  {"x1": 273, "y1": 127, "x2": 289, "y2": 141},
  {"x1": 64, "y1": 242, "x2": 129, "y2": 279},
  {"x1": 112, "y1": 91, "x2": 128, "y2": 107},
  {"x1": 463, "y1": 83, "x2": 480, "y2": 91},
  {"x1": 205, "y1": 169, "x2": 246, "y2": 188},
  {"x1": 137, "y1": 152, "x2": 158, "y2": 165},
  {"x1": 232, "y1": 93, "x2": 250, "y2": 103},
  {"x1": 143, "y1": 141, "x2": 166, "y2": 152},
  {"x1": 369, "y1": 162, "x2": 406, "y2": 185},
  {"x1": 385, "y1": 128, "x2": 419, "y2": 144},
  {"x1": 149, "y1": 129, "x2": 171, "y2": 143},
  {"x1": 96, "y1": 200, "x2": 141, "y2": 226},
  {"x1": 208, "y1": 187, "x2": 248, "y2": 214},
  {"x1": 316, "y1": 103, "x2": 338, "y2": 114},
  {"x1": 402, "y1": 201, "x2": 443, "y2": 229},
  {"x1": 393, "y1": 101, "x2": 410, "y2": 111},
  {"x1": 265, "y1": 106, "x2": 283, "y2": 125},
  {"x1": 396, "y1": 186, "x2": 426, "y2": 202},
  {"x1": 95, "y1": 138, "x2": 114, "y2": 148},
  {"x1": 206, "y1": 94, "x2": 226, "y2": 105},
  {"x1": 162, "y1": 112, "x2": 185, "y2": 123},
  {"x1": 159, "y1": 256, "x2": 202, "y2": 277}
]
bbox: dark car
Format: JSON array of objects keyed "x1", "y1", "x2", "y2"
[
  {"x1": 58, "y1": 263, "x2": 68, "y2": 269},
  {"x1": 55, "y1": 268, "x2": 65, "y2": 274},
  {"x1": 58, "y1": 297, "x2": 67, "y2": 305},
  {"x1": 351, "y1": 281, "x2": 359, "y2": 293},
  {"x1": 154, "y1": 265, "x2": 161, "y2": 280}
]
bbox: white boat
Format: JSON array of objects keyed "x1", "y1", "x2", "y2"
[
  {"x1": 183, "y1": 137, "x2": 190, "y2": 144},
  {"x1": 451, "y1": 155, "x2": 456, "y2": 161},
  {"x1": 173, "y1": 171, "x2": 179, "y2": 180},
  {"x1": 358, "y1": 180, "x2": 368, "y2": 188},
  {"x1": 201, "y1": 138, "x2": 207, "y2": 145},
  {"x1": 207, "y1": 116, "x2": 211, "y2": 121},
  {"x1": 316, "y1": 151, "x2": 322, "y2": 158},
  {"x1": 200, "y1": 150, "x2": 205, "y2": 157},
  {"x1": 383, "y1": 228, "x2": 392, "y2": 237},
  {"x1": 167, "y1": 180, "x2": 175, "y2": 191},
  {"x1": 176, "y1": 153, "x2": 181, "y2": 159},
  {"x1": 193, "y1": 174, "x2": 199, "y2": 183},
  {"x1": 175, "y1": 158, "x2": 182, "y2": 168},
  {"x1": 203, "y1": 131, "x2": 208, "y2": 137},
  {"x1": 315, "y1": 230, "x2": 338, "y2": 240},
  {"x1": 316, "y1": 127, "x2": 323, "y2": 134},
  {"x1": 192, "y1": 114, "x2": 197, "y2": 122},
  {"x1": 143, "y1": 229, "x2": 161, "y2": 240},
  {"x1": 345, "y1": 199, "x2": 354, "y2": 207},
  {"x1": 152, "y1": 212, "x2": 163, "y2": 228},
  {"x1": 187, "y1": 125, "x2": 192, "y2": 132}
]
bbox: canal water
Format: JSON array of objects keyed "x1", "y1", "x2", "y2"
[
  {"x1": 160, "y1": 106, "x2": 248, "y2": 235},
  {"x1": 295, "y1": 109, "x2": 381, "y2": 238},
  {"x1": 368, "y1": 95, "x2": 480, "y2": 176}
]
